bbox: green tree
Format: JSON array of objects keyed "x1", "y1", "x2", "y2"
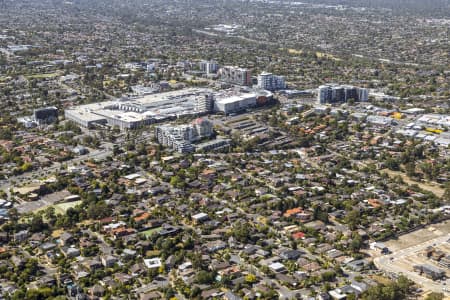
[
  {"x1": 349, "y1": 233, "x2": 362, "y2": 252},
  {"x1": 362, "y1": 275, "x2": 413, "y2": 300},
  {"x1": 425, "y1": 292, "x2": 445, "y2": 300},
  {"x1": 245, "y1": 273, "x2": 257, "y2": 284},
  {"x1": 385, "y1": 158, "x2": 400, "y2": 171},
  {"x1": 30, "y1": 215, "x2": 47, "y2": 233},
  {"x1": 231, "y1": 222, "x2": 252, "y2": 243},
  {"x1": 345, "y1": 209, "x2": 360, "y2": 230},
  {"x1": 404, "y1": 162, "x2": 415, "y2": 177},
  {"x1": 24, "y1": 287, "x2": 53, "y2": 300},
  {"x1": 195, "y1": 270, "x2": 216, "y2": 284},
  {"x1": 87, "y1": 201, "x2": 111, "y2": 220}
]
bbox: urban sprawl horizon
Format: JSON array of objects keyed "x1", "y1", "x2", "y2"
[{"x1": 0, "y1": 0, "x2": 449, "y2": 300}]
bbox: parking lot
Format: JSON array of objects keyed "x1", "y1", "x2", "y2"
[{"x1": 16, "y1": 190, "x2": 72, "y2": 214}]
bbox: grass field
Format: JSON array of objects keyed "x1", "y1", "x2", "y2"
[
  {"x1": 53, "y1": 200, "x2": 82, "y2": 214},
  {"x1": 316, "y1": 51, "x2": 341, "y2": 61},
  {"x1": 287, "y1": 48, "x2": 303, "y2": 55},
  {"x1": 141, "y1": 227, "x2": 162, "y2": 238},
  {"x1": 37, "y1": 200, "x2": 82, "y2": 216},
  {"x1": 145, "y1": 250, "x2": 161, "y2": 257}
]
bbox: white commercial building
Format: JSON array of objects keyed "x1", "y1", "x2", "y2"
[
  {"x1": 214, "y1": 92, "x2": 257, "y2": 115},
  {"x1": 367, "y1": 115, "x2": 393, "y2": 126},
  {"x1": 417, "y1": 114, "x2": 450, "y2": 128},
  {"x1": 65, "y1": 88, "x2": 266, "y2": 130},
  {"x1": 64, "y1": 88, "x2": 214, "y2": 130}
]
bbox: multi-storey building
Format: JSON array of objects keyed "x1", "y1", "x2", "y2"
[
  {"x1": 155, "y1": 118, "x2": 214, "y2": 153},
  {"x1": 357, "y1": 88, "x2": 369, "y2": 102},
  {"x1": 34, "y1": 106, "x2": 58, "y2": 124},
  {"x1": 219, "y1": 66, "x2": 251, "y2": 86},
  {"x1": 195, "y1": 94, "x2": 214, "y2": 112},
  {"x1": 257, "y1": 72, "x2": 286, "y2": 91},
  {"x1": 317, "y1": 84, "x2": 369, "y2": 104},
  {"x1": 199, "y1": 60, "x2": 219, "y2": 74},
  {"x1": 318, "y1": 85, "x2": 333, "y2": 104}
]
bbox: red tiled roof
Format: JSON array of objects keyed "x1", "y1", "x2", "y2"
[
  {"x1": 292, "y1": 232, "x2": 305, "y2": 240},
  {"x1": 284, "y1": 207, "x2": 303, "y2": 217}
]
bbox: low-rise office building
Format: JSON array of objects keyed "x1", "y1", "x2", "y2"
[
  {"x1": 214, "y1": 92, "x2": 257, "y2": 115},
  {"x1": 413, "y1": 264, "x2": 445, "y2": 280}
]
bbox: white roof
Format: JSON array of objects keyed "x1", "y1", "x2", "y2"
[
  {"x1": 269, "y1": 262, "x2": 285, "y2": 271},
  {"x1": 216, "y1": 93, "x2": 256, "y2": 104},
  {"x1": 124, "y1": 173, "x2": 141, "y2": 180},
  {"x1": 144, "y1": 258, "x2": 162, "y2": 269},
  {"x1": 435, "y1": 137, "x2": 450, "y2": 146},
  {"x1": 66, "y1": 109, "x2": 107, "y2": 122},
  {"x1": 403, "y1": 108, "x2": 425, "y2": 113},
  {"x1": 179, "y1": 261, "x2": 192, "y2": 270},
  {"x1": 192, "y1": 212, "x2": 209, "y2": 220}
]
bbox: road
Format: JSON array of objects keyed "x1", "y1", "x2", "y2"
[
  {"x1": 85, "y1": 229, "x2": 113, "y2": 255},
  {"x1": 234, "y1": 251, "x2": 301, "y2": 299},
  {"x1": 374, "y1": 233, "x2": 450, "y2": 295},
  {"x1": 233, "y1": 205, "x2": 307, "y2": 300},
  {"x1": 2, "y1": 131, "x2": 156, "y2": 205},
  {"x1": 0, "y1": 148, "x2": 112, "y2": 197}
]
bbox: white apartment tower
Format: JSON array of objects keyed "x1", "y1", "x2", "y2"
[
  {"x1": 199, "y1": 60, "x2": 219, "y2": 74},
  {"x1": 257, "y1": 72, "x2": 286, "y2": 91}
]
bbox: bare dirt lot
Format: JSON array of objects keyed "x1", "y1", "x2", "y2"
[
  {"x1": 381, "y1": 169, "x2": 445, "y2": 198},
  {"x1": 385, "y1": 221, "x2": 450, "y2": 252},
  {"x1": 374, "y1": 221, "x2": 450, "y2": 296}
]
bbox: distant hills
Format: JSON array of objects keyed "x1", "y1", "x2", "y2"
[{"x1": 280, "y1": 0, "x2": 450, "y2": 16}]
